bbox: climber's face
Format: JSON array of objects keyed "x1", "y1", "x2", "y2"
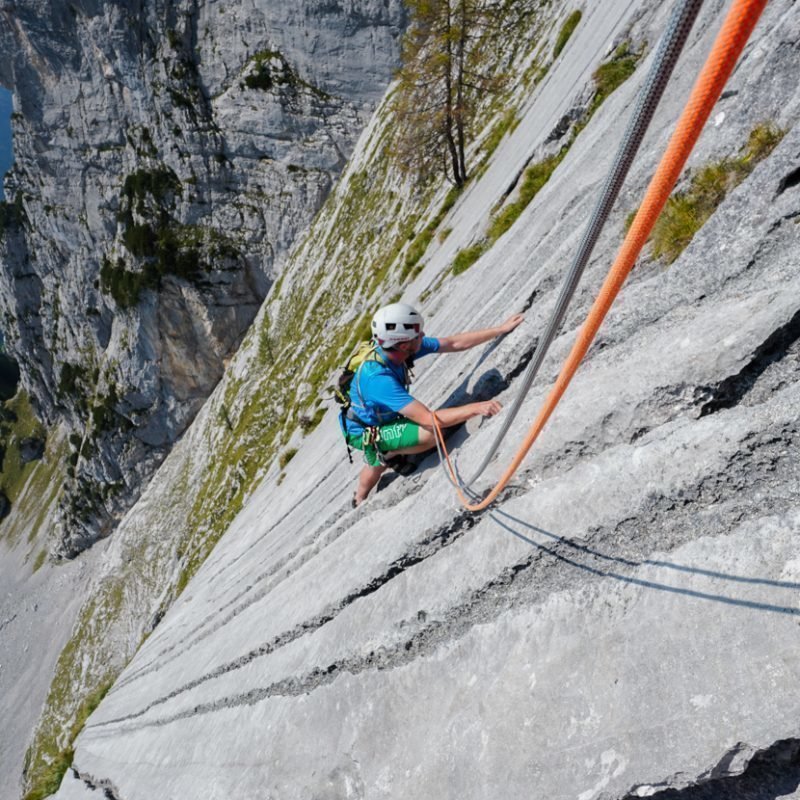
[{"x1": 396, "y1": 330, "x2": 423, "y2": 358}]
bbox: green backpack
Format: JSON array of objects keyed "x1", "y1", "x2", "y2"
[{"x1": 333, "y1": 340, "x2": 386, "y2": 408}]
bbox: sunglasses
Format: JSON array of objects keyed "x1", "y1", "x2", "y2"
[{"x1": 384, "y1": 322, "x2": 421, "y2": 333}]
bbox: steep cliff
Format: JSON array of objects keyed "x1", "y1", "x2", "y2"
[
  {"x1": 9, "y1": 0, "x2": 800, "y2": 798},
  {"x1": 0, "y1": 86, "x2": 12, "y2": 199},
  {"x1": 0, "y1": 0, "x2": 405, "y2": 557}
]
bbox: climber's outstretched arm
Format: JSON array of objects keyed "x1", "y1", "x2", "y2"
[
  {"x1": 437, "y1": 313, "x2": 524, "y2": 353},
  {"x1": 400, "y1": 399, "x2": 502, "y2": 431}
]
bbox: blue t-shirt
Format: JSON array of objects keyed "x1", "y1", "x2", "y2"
[{"x1": 343, "y1": 337, "x2": 440, "y2": 436}]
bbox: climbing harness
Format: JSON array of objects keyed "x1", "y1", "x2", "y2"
[{"x1": 435, "y1": 0, "x2": 769, "y2": 511}]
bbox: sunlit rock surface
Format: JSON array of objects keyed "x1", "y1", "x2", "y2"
[{"x1": 40, "y1": 0, "x2": 800, "y2": 798}]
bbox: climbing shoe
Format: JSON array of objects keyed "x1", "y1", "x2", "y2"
[{"x1": 383, "y1": 454, "x2": 416, "y2": 476}]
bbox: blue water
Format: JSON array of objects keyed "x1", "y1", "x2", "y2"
[{"x1": 0, "y1": 86, "x2": 13, "y2": 201}]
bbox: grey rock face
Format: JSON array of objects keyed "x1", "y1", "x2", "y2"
[
  {"x1": 0, "y1": 0, "x2": 404, "y2": 557},
  {"x1": 45, "y1": 0, "x2": 800, "y2": 798}
]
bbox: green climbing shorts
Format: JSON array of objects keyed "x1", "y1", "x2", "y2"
[{"x1": 346, "y1": 419, "x2": 421, "y2": 467}]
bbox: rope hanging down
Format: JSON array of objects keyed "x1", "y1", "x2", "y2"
[
  {"x1": 461, "y1": 0, "x2": 705, "y2": 488},
  {"x1": 435, "y1": 0, "x2": 769, "y2": 512}
]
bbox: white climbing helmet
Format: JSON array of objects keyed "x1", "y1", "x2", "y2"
[{"x1": 371, "y1": 302, "x2": 424, "y2": 348}]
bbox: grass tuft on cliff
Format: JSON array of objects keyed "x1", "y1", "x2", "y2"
[
  {"x1": 652, "y1": 122, "x2": 786, "y2": 263},
  {"x1": 589, "y1": 42, "x2": 641, "y2": 116},
  {"x1": 553, "y1": 10, "x2": 582, "y2": 59},
  {"x1": 22, "y1": 679, "x2": 112, "y2": 800},
  {"x1": 0, "y1": 393, "x2": 54, "y2": 548}
]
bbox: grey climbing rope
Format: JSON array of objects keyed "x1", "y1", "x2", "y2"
[{"x1": 459, "y1": 0, "x2": 705, "y2": 488}]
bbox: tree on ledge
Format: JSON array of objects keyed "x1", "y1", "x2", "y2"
[{"x1": 393, "y1": 0, "x2": 528, "y2": 187}]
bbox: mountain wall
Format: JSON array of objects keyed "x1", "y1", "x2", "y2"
[
  {"x1": 11, "y1": 0, "x2": 800, "y2": 797},
  {"x1": 0, "y1": 0, "x2": 405, "y2": 557},
  {"x1": 0, "y1": 86, "x2": 12, "y2": 200}
]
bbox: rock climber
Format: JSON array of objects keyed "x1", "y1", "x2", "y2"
[{"x1": 342, "y1": 302, "x2": 524, "y2": 506}]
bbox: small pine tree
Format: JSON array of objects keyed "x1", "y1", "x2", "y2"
[{"x1": 393, "y1": 0, "x2": 532, "y2": 186}]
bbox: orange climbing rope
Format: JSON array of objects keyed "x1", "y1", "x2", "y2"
[{"x1": 435, "y1": 0, "x2": 770, "y2": 512}]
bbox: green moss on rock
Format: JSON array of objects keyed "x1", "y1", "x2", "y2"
[
  {"x1": 553, "y1": 10, "x2": 582, "y2": 59},
  {"x1": 122, "y1": 166, "x2": 182, "y2": 212},
  {"x1": 652, "y1": 122, "x2": 786, "y2": 263},
  {"x1": 244, "y1": 50, "x2": 331, "y2": 99},
  {"x1": 0, "y1": 192, "x2": 27, "y2": 240}
]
